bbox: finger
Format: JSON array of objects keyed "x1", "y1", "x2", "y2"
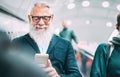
[
  {"x1": 44, "y1": 67, "x2": 60, "y2": 77},
  {"x1": 50, "y1": 74, "x2": 60, "y2": 77},
  {"x1": 47, "y1": 59, "x2": 52, "y2": 67},
  {"x1": 48, "y1": 70, "x2": 56, "y2": 77},
  {"x1": 44, "y1": 67, "x2": 53, "y2": 72}
]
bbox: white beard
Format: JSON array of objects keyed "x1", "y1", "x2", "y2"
[{"x1": 29, "y1": 24, "x2": 54, "y2": 53}]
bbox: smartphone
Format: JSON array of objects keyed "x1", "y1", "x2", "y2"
[{"x1": 35, "y1": 54, "x2": 49, "y2": 67}]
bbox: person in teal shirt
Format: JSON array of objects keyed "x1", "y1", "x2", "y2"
[
  {"x1": 90, "y1": 13, "x2": 120, "y2": 77},
  {"x1": 59, "y1": 20, "x2": 78, "y2": 44},
  {"x1": 59, "y1": 20, "x2": 89, "y2": 76}
]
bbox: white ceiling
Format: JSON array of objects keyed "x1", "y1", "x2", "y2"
[{"x1": 0, "y1": 0, "x2": 120, "y2": 44}]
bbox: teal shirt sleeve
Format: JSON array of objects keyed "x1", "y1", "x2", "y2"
[
  {"x1": 90, "y1": 43, "x2": 109, "y2": 77},
  {"x1": 59, "y1": 29, "x2": 78, "y2": 44},
  {"x1": 71, "y1": 30, "x2": 78, "y2": 44}
]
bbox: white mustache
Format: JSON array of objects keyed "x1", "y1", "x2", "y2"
[{"x1": 36, "y1": 25, "x2": 48, "y2": 28}]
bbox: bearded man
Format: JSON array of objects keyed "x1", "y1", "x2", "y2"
[{"x1": 13, "y1": 3, "x2": 82, "y2": 77}]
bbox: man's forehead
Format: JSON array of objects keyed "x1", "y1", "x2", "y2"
[{"x1": 31, "y1": 6, "x2": 52, "y2": 15}]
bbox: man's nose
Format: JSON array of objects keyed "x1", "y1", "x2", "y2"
[{"x1": 37, "y1": 18, "x2": 44, "y2": 25}]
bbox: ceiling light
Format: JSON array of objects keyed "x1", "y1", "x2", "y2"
[
  {"x1": 82, "y1": 1, "x2": 90, "y2": 7},
  {"x1": 116, "y1": 4, "x2": 120, "y2": 11},
  {"x1": 106, "y1": 22, "x2": 113, "y2": 27},
  {"x1": 85, "y1": 20, "x2": 91, "y2": 24},
  {"x1": 67, "y1": 3, "x2": 76, "y2": 9},
  {"x1": 102, "y1": 1, "x2": 110, "y2": 8},
  {"x1": 67, "y1": 20, "x2": 72, "y2": 25}
]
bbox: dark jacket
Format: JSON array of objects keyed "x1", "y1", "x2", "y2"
[
  {"x1": 90, "y1": 37, "x2": 120, "y2": 77},
  {"x1": 13, "y1": 34, "x2": 82, "y2": 77},
  {"x1": 59, "y1": 28, "x2": 78, "y2": 44},
  {"x1": 0, "y1": 30, "x2": 49, "y2": 77},
  {"x1": 0, "y1": 53, "x2": 50, "y2": 77}
]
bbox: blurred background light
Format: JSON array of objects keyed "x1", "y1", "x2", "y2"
[
  {"x1": 102, "y1": 1, "x2": 110, "y2": 8},
  {"x1": 85, "y1": 20, "x2": 91, "y2": 25},
  {"x1": 67, "y1": 3, "x2": 76, "y2": 9},
  {"x1": 116, "y1": 4, "x2": 120, "y2": 11},
  {"x1": 106, "y1": 22, "x2": 113, "y2": 27},
  {"x1": 82, "y1": 0, "x2": 90, "y2": 7},
  {"x1": 67, "y1": 20, "x2": 72, "y2": 25}
]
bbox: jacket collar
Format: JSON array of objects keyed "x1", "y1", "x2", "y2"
[
  {"x1": 47, "y1": 34, "x2": 59, "y2": 54},
  {"x1": 110, "y1": 36, "x2": 120, "y2": 46},
  {"x1": 24, "y1": 34, "x2": 59, "y2": 54},
  {"x1": 25, "y1": 34, "x2": 40, "y2": 53}
]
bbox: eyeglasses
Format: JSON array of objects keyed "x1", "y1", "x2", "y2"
[{"x1": 31, "y1": 16, "x2": 52, "y2": 23}]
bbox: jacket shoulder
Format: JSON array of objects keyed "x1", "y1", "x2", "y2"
[
  {"x1": 54, "y1": 34, "x2": 70, "y2": 44},
  {"x1": 98, "y1": 43, "x2": 108, "y2": 48},
  {"x1": 12, "y1": 34, "x2": 29, "y2": 44},
  {"x1": 95, "y1": 43, "x2": 109, "y2": 56},
  {"x1": 13, "y1": 34, "x2": 28, "y2": 41}
]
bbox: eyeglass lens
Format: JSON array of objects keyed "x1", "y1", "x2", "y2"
[{"x1": 32, "y1": 16, "x2": 51, "y2": 22}]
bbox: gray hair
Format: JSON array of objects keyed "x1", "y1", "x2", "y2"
[
  {"x1": 34, "y1": 3, "x2": 50, "y2": 8},
  {"x1": 29, "y1": 2, "x2": 53, "y2": 15}
]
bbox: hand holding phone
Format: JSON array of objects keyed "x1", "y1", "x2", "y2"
[{"x1": 35, "y1": 54, "x2": 49, "y2": 67}]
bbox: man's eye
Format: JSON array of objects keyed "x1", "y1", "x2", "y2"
[
  {"x1": 44, "y1": 17, "x2": 50, "y2": 20},
  {"x1": 33, "y1": 17, "x2": 39, "y2": 21},
  {"x1": 34, "y1": 18, "x2": 39, "y2": 20}
]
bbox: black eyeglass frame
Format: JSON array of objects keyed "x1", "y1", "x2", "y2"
[{"x1": 30, "y1": 15, "x2": 52, "y2": 22}]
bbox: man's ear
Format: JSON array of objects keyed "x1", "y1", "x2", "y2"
[
  {"x1": 51, "y1": 14, "x2": 54, "y2": 20},
  {"x1": 28, "y1": 15, "x2": 31, "y2": 23},
  {"x1": 116, "y1": 24, "x2": 119, "y2": 30}
]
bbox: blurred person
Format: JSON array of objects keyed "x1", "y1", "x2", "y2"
[
  {"x1": 59, "y1": 20, "x2": 89, "y2": 76},
  {"x1": 59, "y1": 20, "x2": 78, "y2": 44},
  {"x1": 0, "y1": 30, "x2": 49, "y2": 77},
  {"x1": 13, "y1": 3, "x2": 82, "y2": 77},
  {"x1": 90, "y1": 13, "x2": 120, "y2": 77}
]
